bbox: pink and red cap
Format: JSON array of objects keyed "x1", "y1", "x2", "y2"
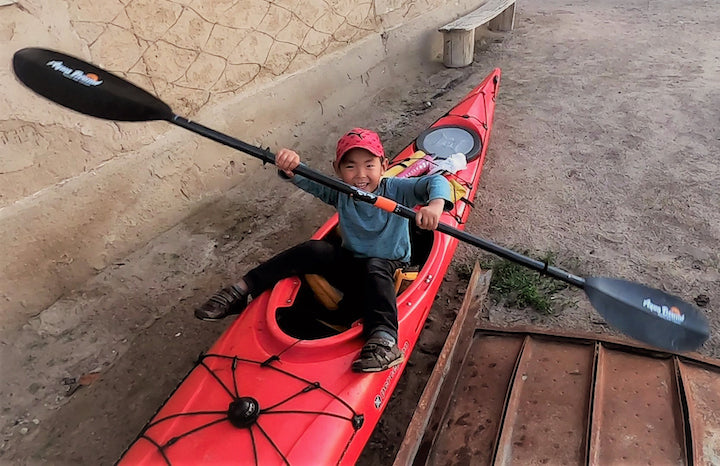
[{"x1": 335, "y1": 128, "x2": 385, "y2": 163}]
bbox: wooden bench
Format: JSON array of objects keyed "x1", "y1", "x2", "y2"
[{"x1": 439, "y1": 0, "x2": 516, "y2": 68}]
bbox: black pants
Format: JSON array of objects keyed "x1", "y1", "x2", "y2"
[{"x1": 243, "y1": 240, "x2": 405, "y2": 339}]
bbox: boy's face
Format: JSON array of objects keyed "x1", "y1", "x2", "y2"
[{"x1": 334, "y1": 148, "x2": 387, "y2": 192}]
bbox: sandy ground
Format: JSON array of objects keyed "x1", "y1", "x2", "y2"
[{"x1": 2, "y1": 0, "x2": 719, "y2": 464}]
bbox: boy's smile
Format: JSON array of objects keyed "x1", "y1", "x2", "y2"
[{"x1": 334, "y1": 148, "x2": 387, "y2": 192}]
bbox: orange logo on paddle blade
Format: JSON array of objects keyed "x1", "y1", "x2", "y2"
[{"x1": 46, "y1": 60, "x2": 104, "y2": 87}]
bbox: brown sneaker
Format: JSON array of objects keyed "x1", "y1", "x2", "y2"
[
  {"x1": 351, "y1": 337, "x2": 404, "y2": 373},
  {"x1": 195, "y1": 285, "x2": 248, "y2": 321}
]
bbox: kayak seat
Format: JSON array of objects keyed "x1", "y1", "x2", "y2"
[
  {"x1": 305, "y1": 267, "x2": 419, "y2": 313},
  {"x1": 305, "y1": 267, "x2": 419, "y2": 335},
  {"x1": 305, "y1": 273, "x2": 342, "y2": 310},
  {"x1": 301, "y1": 209, "x2": 432, "y2": 334}
]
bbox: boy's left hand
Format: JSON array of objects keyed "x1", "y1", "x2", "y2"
[{"x1": 416, "y1": 199, "x2": 445, "y2": 230}]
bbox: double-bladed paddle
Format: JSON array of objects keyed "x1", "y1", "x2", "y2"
[{"x1": 12, "y1": 47, "x2": 710, "y2": 352}]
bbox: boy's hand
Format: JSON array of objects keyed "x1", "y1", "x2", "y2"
[
  {"x1": 276, "y1": 148, "x2": 300, "y2": 177},
  {"x1": 416, "y1": 199, "x2": 445, "y2": 230}
]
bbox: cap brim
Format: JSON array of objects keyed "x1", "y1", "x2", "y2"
[{"x1": 336, "y1": 144, "x2": 384, "y2": 162}]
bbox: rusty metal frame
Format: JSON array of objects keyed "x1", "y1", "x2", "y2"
[{"x1": 395, "y1": 263, "x2": 720, "y2": 466}]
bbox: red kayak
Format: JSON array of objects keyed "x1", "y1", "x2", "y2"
[{"x1": 119, "y1": 68, "x2": 501, "y2": 465}]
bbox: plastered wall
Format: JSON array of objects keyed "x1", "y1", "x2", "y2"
[{"x1": 0, "y1": 0, "x2": 479, "y2": 327}]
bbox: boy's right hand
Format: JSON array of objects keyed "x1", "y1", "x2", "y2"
[{"x1": 276, "y1": 148, "x2": 300, "y2": 177}]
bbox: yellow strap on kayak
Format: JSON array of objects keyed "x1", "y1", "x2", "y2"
[
  {"x1": 386, "y1": 151, "x2": 468, "y2": 204},
  {"x1": 447, "y1": 176, "x2": 469, "y2": 204},
  {"x1": 385, "y1": 151, "x2": 427, "y2": 178}
]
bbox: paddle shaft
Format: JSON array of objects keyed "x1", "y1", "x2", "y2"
[
  {"x1": 172, "y1": 115, "x2": 392, "y2": 201},
  {"x1": 173, "y1": 115, "x2": 586, "y2": 289},
  {"x1": 437, "y1": 225, "x2": 586, "y2": 287}
]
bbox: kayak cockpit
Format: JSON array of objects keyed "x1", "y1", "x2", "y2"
[{"x1": 275, "y1": 224, "x2": 435, "y2": 340}]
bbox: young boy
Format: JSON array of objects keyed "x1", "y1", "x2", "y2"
[{"x1": 196, "y1": 128, "x2": 452, "y2": 372}]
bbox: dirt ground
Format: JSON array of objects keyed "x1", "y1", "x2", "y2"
[{"x1": 2, "y1": 0, "x2": 719, "y2": 464}]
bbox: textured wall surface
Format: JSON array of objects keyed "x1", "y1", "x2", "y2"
[
  {"x1": 0, "y1": 0, "x2": 477, "y2": 326},
  {"x1": 2, "y1": 0, "x2": 386, "y2": 207}
]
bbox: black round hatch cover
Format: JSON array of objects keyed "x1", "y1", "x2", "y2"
[{"x1": 416, "y1": 125, "x2": 481, "y2": 162}]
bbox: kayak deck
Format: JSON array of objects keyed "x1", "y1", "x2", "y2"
[{"x1": 396, "y1": 264, "x2": 720, "y2": 465}]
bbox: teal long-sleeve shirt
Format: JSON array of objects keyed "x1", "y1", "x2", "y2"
[{"x1": 290, "y1": 174, "x2": 453, "y2": 262}]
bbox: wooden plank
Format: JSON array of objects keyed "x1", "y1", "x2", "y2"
[
  {"x1": 439, "y1": 0, "x2": 517, "y2": 32},
  {"x1": 393, "y1": 263, "x2": 491, "y2": 466},
  {"x1": 488, "y1": 1, "x2": 516, "y2": 31}
]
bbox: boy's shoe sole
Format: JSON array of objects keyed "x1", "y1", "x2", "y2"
[
  {"x1": 352, "y1": 355, "x2": 404, "y2": 373},
  {"x1": 195, "y1": 313, "x2": 238, "y2": 322},
  {"x1": 194, "y1": 285, "x2": 248, "y2": 321}
]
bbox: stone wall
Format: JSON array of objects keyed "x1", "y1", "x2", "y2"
[{"x1": 0, "y1": 0, "x2": 480, "y2": 328}]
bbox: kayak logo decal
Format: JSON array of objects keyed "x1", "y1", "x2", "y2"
[
  {"x1": 374, "y1": 340, "x2": 409, "y2": 409},
  {"x1": 642, "y1": 298, "x2": 685, "y2": 324},
  {"x1": 46, "y1": 60, "x2": 103, "y2": 87}
]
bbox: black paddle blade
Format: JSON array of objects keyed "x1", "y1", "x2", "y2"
[
  {"x1": 12, "y1": 48, "x2": 172, "y2": 122},
  {"x1": 585, "y1": 277, "x2": 709, "y2": 352}
]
